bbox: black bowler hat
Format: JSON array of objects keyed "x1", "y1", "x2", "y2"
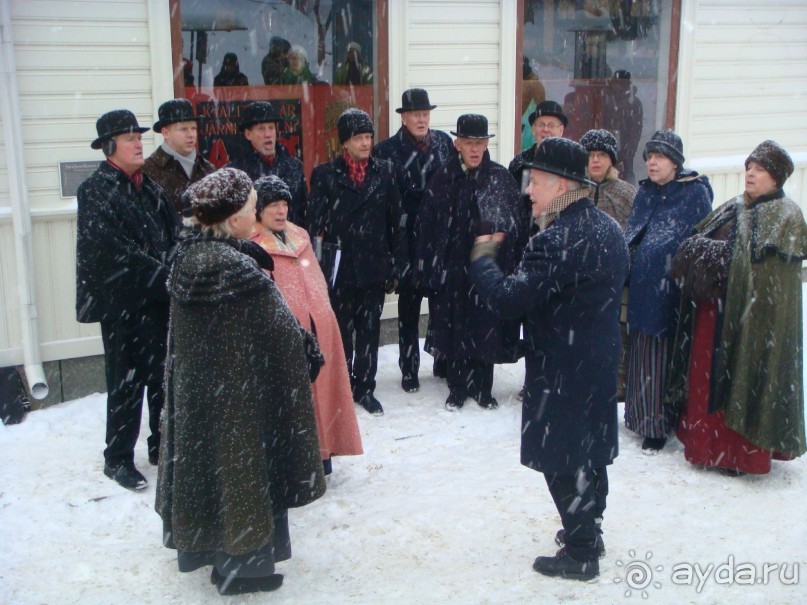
[
  {"x1": 240, "y1": 101, "x2": 281, "y2": 132},
  {"x1": 525, "y1": 137, "x2": 594, "y2": 186},
  {"x1": 91, "y1": 109, "x2": 149, "y2": 149},
  {"x1": 450, "y1": 114, "x2": 495, "y2": 139},
  {"x1": 153, "y1": 99, "x2": 199, "y2": 131},
  {"x1": 528, "y1": 100, "x2": 568, "y2": 127},
  {"x1": 396, "y1": 88, "x2": 437, "y2": 113}
]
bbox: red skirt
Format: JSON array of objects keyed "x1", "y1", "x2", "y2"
[{"x1": 676, "y1": 299, "x2": 774, "y2": 474}]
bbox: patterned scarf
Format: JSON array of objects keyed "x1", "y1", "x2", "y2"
[
  {"x1": 343, "y1": 150, "x2": 368, "y2": 186},
  {"x1": 537, "y1": 185, "x2": 589, "y2": 231},
  {"x1": 405, "y1": 128, "x2": 432, "y2": 155},
  {"x1": 107, "y1": 160, "x2": 143, "y2": 191}
]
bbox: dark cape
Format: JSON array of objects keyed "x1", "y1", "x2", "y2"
[
  {"x1": 416, "y1": 151, "x2": 526, "y2": 363},
  {"x1": 156, "y1": 234, "x2": 326, "y2": 559},
  {"x1": 667, "y1": 191, "x2": 807, "y2": 457}
]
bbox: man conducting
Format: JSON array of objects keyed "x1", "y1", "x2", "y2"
[
  {"x1": 374, "y1": 88, "x2": 453, "y2": 393},
  {"x1": 143, "y1": 98, "x2": 215, "y2": 213},
  {"x1": 76, "y1": 110, "x2": 181, "y2": 490},
  {"x1": 469, "y1": 138, "x2": 628, "y2": 580},
  {"x1": 228, "y1": 101, "x2": 308, "y2": 225}
]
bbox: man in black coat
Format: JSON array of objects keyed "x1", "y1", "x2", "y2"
[
  {"x1": 416, "y1": 114, "x2": 525, "y2": 411},
  {"x1": 308, "y1": 108, "x2": 406, "y2": 416},
  {"x1": 142, "y1": 99, "x2": 216, "y2": 214},
  {"x1": 227, "y1": 101, "x2": 307, "y2": 225},
  {"x1": 469, "y1": 138, "x2": 629, "y2": 580},
  {"x1": 76, "y1": 110, "x2": 182, "y2": 491},
  {"x1": 373, "y1": 88, "x2": 454, "y2": 393}
]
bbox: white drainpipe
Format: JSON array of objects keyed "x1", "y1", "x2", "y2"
[{"x1": 0, "y1": 0, "x2": 49, "y2": 399}]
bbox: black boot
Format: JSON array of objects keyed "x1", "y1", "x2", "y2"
[
  {"x1": 445, "y1": 391, "x2": 466, "y2": 411},
  {"x1": 104, "y1": 461, "x2": 147, "y2": 491},
  {"x1": 475, "y1": 393, "x2": 499, "y2": 410},
  {"x1": 641, "y1": 436, "x2": 667, "y2": 454},
  {"x1": 554, "y1": 528, "x2": 606, "y2": 558},
  {"x1": 322, "y1": 457, "x2": 333, "y2": 476},
  {"x1": 401, "y1": 374, "x2": 420, "y2": 393},
  {"x1": 533, "y1": 548, "x2": 599, "y2": 581},
  {"x1": 211, "y1": 568, "x2": 284, "y2": 595},
  {"x1": 358, "y1": 393, "x2": 384, "y2": 416}
]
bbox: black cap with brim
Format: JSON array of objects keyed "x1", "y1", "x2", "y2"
[
  {"x1": 524, "y1": 137, "x2": 595, "y2": 186},
  {"x1": 91, "y1": 109, "x2": 149, "y2": 149}
]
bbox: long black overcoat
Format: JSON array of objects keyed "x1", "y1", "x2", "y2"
[
  {"x1": 416, "y1": 151, "x2": 525, "y2": 363},
  {"x1": 470, "y1": 198, "x2": 629, "y2": 474},
  {"x1": 75, "y1": 161, "x2": 181, "y2": 324},
  {"x1": 308, "y1": 155, "x2": 406, "y2": 288},
  {"x1": 374, "y1": 127, "x2": 454, "y2": 278},
  {"x1": 156, "y1": 235, "x2": 326, "y2": 557},
  {"x1": 227, "y1": 143, "x2": 308, "y2": 225}
]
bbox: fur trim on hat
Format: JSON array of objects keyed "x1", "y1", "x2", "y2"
[
  {"x1": 580, "y1": 129, "x2": 618, "y2": 166},
  {"x1": 338, "y1": 108, "x2": 374, "y2": 144}
]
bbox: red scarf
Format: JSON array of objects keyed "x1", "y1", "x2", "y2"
[
  {"x1": 260, "y1": 152, "x2": 275, "y2": 167},
  {"x1": 107, "y1": 160, "x2": 143, "y2": 191},
  {"x1": 405, "y1": 128, "x2": 432, "y2": 155},
  {"x1": 343, "y1": 150, "x2": 368, "y2": 187}
]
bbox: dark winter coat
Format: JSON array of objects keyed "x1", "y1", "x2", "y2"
[
  {"x1": 508, "y1": 144, "x2": 539, "y2": 217},
  {"x1": 416, "y1": 151, "x2": 526, "y2": 363},
  {"x1": 624, "y1": 169, "x2": 713, "y2": 337},
  {"x1": 156, "y1": 234, "x2": 326, "y2": 557},
  {"x1": 228, "y1": 144, "x2": 308, "y2": 225},
  {"x1": 469, "y1": 198, "x2": 629, "y2": 474},
  {"x1": 308, "y1": 155, "x2": 407, "y2": 288},
  {"x1": 142, "y1": 146, "x2": 216, "y2": 214},
  {"x1": 75, "y1": 161, "x2": 181, "y2": 324},
  {"x1": 373, "y1": 127, "x2": 454, "y2": 279}
]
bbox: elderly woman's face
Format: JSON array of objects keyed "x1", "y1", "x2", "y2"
[
  {"x1": 745, "y1": 161, "x2": 777, "y2": 200},
  {"x1": 229, "y1": 190, "x2": 257, "y2": 239},
  {"x1": 646, "y1": 152, "x2": 677, "y2": 186},
  {"x1": 588, "y1": 150, "x2": 612, "y2": 182},
  {"x1": 260, "y1": 199, "x2": 289, "y2": 232}
]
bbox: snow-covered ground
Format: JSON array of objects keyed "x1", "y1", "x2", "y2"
[{"x1": 2, "y1": 341, "x2": 806, "y2": 604}]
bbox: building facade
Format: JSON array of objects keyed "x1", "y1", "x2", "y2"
[{"x1": 1, "y1": 0, "x2": 805, "y2": 406}]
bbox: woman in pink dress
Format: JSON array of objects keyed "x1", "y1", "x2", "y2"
[{"x1": 251, "y1": 176, "x2": 363, "y2": 474}]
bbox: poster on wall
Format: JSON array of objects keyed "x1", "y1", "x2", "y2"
[{"x1": 195, "y1": 98, "x2": 302, "y2": 168}]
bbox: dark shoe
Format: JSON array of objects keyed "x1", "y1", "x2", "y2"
[
  {"x1": 476, "y1": 393, "x2": 499, "y2": 410},
  {"x1": 322, "y1": 457, "x2": 333, "y2": 476},
  {"x1": 358, "y1": 393, "x2": 384, "y2": 416},
  {"x1": 641, "y1": 437, "x2": 667, "y2": 454},
  {"x1": 533, "y1": 549, "x2": 599, "y2": 581},
  {"x1": 517, "y1": 386, "x2": 525, "y2": 401},
  {"x1": 445, "y1": 391, "x2": 466, "y2": 411},
  {"x1": 554, "y1": 529, "x2": 606, "y2": 559},
  {"x1": 104, "y1": 461, "x2": 147, "y2": 491},
  {"x1": 148, "y1": 451, "x2": 159, "y2": 466},
  {"x1": 211, "y1": 568, "x2": 284, "y2": 595},
  {"x1": 433, "y1": 359, "x2": 447, "y2": 379},
  {"x1": 401, "y1": 374, "x2": 420, "y2": 393}
]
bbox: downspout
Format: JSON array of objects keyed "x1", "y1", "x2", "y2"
[{"x1": 0, "y1": 0, "x2": 49, "y2": 400}]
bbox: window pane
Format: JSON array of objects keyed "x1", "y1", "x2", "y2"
[{"x1": 522, "y1": 0, "x2": 674, "y2": 184}]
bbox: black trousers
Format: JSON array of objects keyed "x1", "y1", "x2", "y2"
[
  {"x1": 447, "y1": 357, "x2": 493, "y2": 399},
  {"x1": 330, "y1": 283, "x2": 385, "y2": 398},
  {"x1": 100, "y1": 305, "x2": 168, "y2": 466},
  {"x1": 544, "y1": 467, "x2": 609, "y2": 562},
  {"x1": 397, "y1": 285, "x2": 422, "y2": 379}
]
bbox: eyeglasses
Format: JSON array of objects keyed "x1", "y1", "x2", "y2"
[{"x1": 534, "y1": 121, "x2": 563, "y2": 130}]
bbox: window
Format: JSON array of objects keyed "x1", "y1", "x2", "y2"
[
  {"x1": 170, "y1": 0, "x2": 387, "y2": 178},
  {"x1": 520, "y1": 0, "x2": 679, "y2": 184}
]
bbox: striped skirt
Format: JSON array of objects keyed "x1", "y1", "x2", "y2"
[{"x1": 624, "y1": 331, "x2": 675, "y2": 438}]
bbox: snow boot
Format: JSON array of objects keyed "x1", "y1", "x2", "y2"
[{"x1": 533, "y1": 548, "x2": 599, "y2": 581}]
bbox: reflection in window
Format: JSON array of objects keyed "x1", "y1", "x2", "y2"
[{"x1": 521, "y1": 0, "x2": 673, "y2": 184}]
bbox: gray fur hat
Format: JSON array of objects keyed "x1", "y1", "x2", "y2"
[
  {"x1": 580, "y1": 129, "x2": 618, "y2": 165},
  {"x1": 745, "y1": 140, "x2": 794, "y2": 189}
]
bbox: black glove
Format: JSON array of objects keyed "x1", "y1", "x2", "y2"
[{"x1": 299, "y1": 326, "x2": 325, "y2": 383}]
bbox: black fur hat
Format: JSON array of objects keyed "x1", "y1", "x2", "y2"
[
  {"x1": 525, "y1": 137, "x2": 593, "y2": 186},
  {"x1": 337, "y1": 108, "x2": 374, "y2": 144},
  {"x1": 745, "y1": 140, "x2": 794, "y2": 189},
  {"x1": 255, "y1": 175, "x2": 293, "y2": 217},
  {"x1": 91, "y1": 109, "x2": 149, "y2": 149},
  {"x1": 186, "y1": 168, "x2": 254, "y2": 226},
  {"x1": 580, "y1": 129, "x2": 618, "y2": 165},
  {"x1": 643, "y1": 129, "x2": 685, "y2": 167}
]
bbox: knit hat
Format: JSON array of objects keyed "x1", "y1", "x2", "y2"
[
  {"x1": 153, "y1": 99, "x2": 199, "y2": 131},
  {"x1": 255, "y1": 175, "x2": 292, "y2": 217},
  {"x1": 186, "y1": 168, "x2": 254, "y2": 225},
  {"x1": 643, "y1": 129, "x2": 685, "y2": 167},
  {"x1": 338, "y1": 108, "x2": 374, "y2": 144},
  {"x1": 289, "y1": 45, "x2": 309, "y2": 62},
  {"x1": 745, "y1": 140, "x2": 794, "y2": 189},
  {"x1": 528, "y1": 100, "x2": 568, "y2": 127},
  {"x1": 91, "y1": 109, "x2": 149, "y2": 149},
  {"x1": 450, "y1": 114, "x2": 494, "y2": 139},
  {"x1": 580, "y1": 129, "x2": 618, "y2": 165},
  {"x1": 396, "y1": 88, "x2": 437, "y2": 113},
  {"x1": 525, "y1": 137, "x2": 593, "y2": 186},
  {"x1": 240, "y1": 101, "x2": 281, "y2": 131}
]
